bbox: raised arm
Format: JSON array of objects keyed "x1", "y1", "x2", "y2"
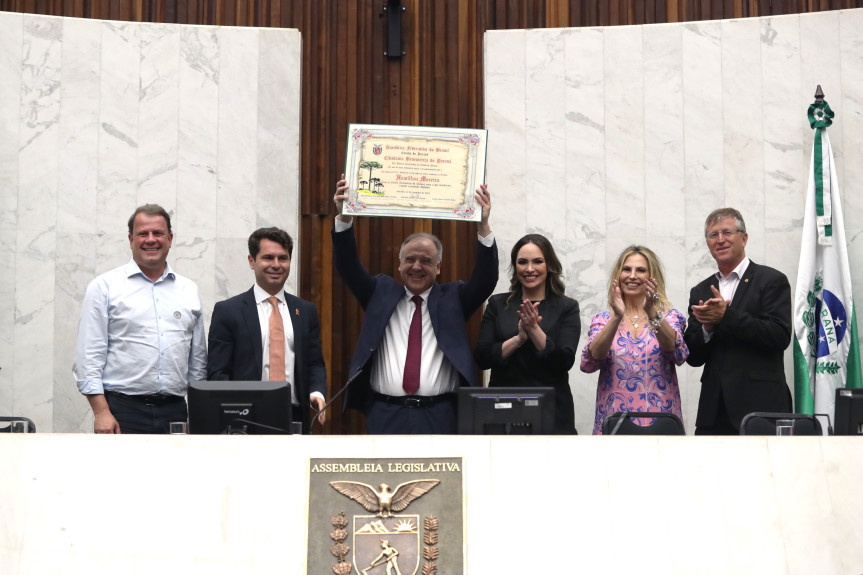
[{"x1": 332, "y1": 174, "x2": 377, "y2": 308}]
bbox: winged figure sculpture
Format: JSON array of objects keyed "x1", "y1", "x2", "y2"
[{"x1": 329, "y1": 479, "x2": 440, "y2": 517}]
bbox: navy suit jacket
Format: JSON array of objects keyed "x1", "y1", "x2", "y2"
[
  {"x1": 684, "y1": 260, "x2": 792, "y2": 430},
  {"x1": 332, "y1": 224, "x2": 499, "y2": 415},
  {"x1": 207, "y1": 287, "x2": 327, "y2": 433}
]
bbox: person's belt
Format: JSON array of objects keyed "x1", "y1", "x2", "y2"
[
  {"x1": 372, "y1": 391, "x2": 456, "y2": 408},
  {"x1": 104, "y1": 390, "x2": 184, "y2": 406}
]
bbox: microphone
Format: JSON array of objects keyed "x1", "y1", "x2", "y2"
[{"x1": 313, "y1": 369, "x2": 364, "y2": 428}]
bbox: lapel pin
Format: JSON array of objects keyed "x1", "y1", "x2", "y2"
[
  {"x1": 744, "y1": 278, "x2": 749, "y2": 283},
  {"x1": 295, "y1": 308, "x2": 300, "y2": 315}
]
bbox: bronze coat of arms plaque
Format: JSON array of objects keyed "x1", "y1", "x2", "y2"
[{"x1": 307, "y1": 457, "x2": 464, "y2": 575}]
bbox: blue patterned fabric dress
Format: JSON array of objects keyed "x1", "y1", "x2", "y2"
[{"x1": 580, "y1": 309, "x2": 689, "y2": 434}]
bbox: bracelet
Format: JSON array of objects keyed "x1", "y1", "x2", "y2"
[{"x1": 648, "y1": 312, "x2": 664, "y2": 331}]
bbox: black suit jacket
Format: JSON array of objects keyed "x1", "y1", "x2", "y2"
[
  {"x1": 332, "y1": 224, "x2": 499, "y2": 416},
  {"x1": 684, "y1": 260, "x2": 792, "y2": 430},
  {"x1": 475, "y1": 292, "x2": 581, "y2": 433},
  {"x1": 207, "y1": 287, "x2": 327, "y2": 433}
]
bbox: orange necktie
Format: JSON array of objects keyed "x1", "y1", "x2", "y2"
[{"x1": 267, "y1": 297, "x2": 286, "y2": 381}]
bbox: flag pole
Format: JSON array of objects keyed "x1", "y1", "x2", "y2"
[{"x1": 793, "y1": 86, "x2": 863, "y2": 423}]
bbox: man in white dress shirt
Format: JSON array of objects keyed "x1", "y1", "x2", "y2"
[
  {"x1": 332, "y1": 176, "x2": 498, "y2": 434},
  {"x1": 73, "y1": 204, "x2": 207, "y2": 434}
]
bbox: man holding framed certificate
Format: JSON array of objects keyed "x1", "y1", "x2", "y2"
[{"x1": 332, "y1": 174, "x2": 498, "y2": 434}]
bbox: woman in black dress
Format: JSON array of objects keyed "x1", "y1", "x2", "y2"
[{"x1": 475, "y1": 234, "x2": 581, "y2": 434}]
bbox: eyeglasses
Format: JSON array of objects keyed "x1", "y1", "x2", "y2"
[{"x1": 706, "y1": 229, "x2": 742, "y2": 241}]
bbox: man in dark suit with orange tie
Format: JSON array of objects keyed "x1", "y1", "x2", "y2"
[
  {"x1": 207, "y1": 228, "x2": 327, "y2": 434},
  {"x1": 684, "y1": 208, "x2": 792, "y2": 434}
]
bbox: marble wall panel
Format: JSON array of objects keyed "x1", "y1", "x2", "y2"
[
  {"x1": 483, "y1": 29, "x2": 527, "y2": 293},
  {"x1": 563, "y1": 27, "x2": 605, "y2": 244},
  {"x1": 215, "y1": 237, "x2": 256, "y2": 307},
  {"x1": 0, "y1": 12, "x2": 301, "y2": 432},
  {"x1": 137, "y1": 25, "x2": 180, "y2": 210},
  {"x1": 0, "y1": 230, "x2": 15, "y2": 416},
  {"x1": 821, "y1": 438, "x2": 863, "y2": 571},
  {"x1": 681, "y1": 21, "x2": 725, "y2": 285},
  {"x1": 0, "y1": 17, "x2": 22, "y2": 417},
  {"x1": 721, "y1": 17, "x2": 766, "y2": 261},
  {"x1": 660, "y1": 438, "x2": 731, "y2": 573},
  {"x1": 257, "y1": 29, "x2": 302, "y2": 294},
  {"x1": 57, "y1": 17, "x2": 101, "y2": 236},
  {"x1": 839, "y1": 9, "x2": 863, "y2": 315},
  {"x1": 643, "y1": 24, "x2": 685, "y2": 241},
  {"x1": 176, "y1": 26, "x2": 219, "y2": 239},
  {"x1": 800, "y1": 11, "x2": 843, "y2": 190},
  {"x1": 96, "y1": 22, "x2": 140, "y2": 238},
  {"x1": 840, "y1": 9, "x2": 863, "y2": 220},
  {"x1": 768, "y1": 439, "x2": 843, "y2": 574},
  {"x1": 524, "y1": 28, "x2": 567, "y2": 241},
  {"x1": 717, "y1": 439, "x2": 788, "y2": 572},
  {"x1": 603, "y1": 26, "x2": 645, "y2": 254},
  {"x1": 605, "y1": 438, "x2": 675, "y2": 569},
  {"x1": 216, "y1": 27, "x2": 259, "y2": 242},
  {"x1": 172, "y1": 237, "x2": 217, "y2": 326},
  {"x1": 53, "y1": 232, "x2": 101, "y2": 431},
  {"x1": 760, "y1": 15, "x2": 805, "y2": 290},
  {"x1": 486, "y1": 8, "x2": 863, "y2": 436},
  {"x1": 3, "y1": 435, "x2": 862, "y2": 573},
  {"x1": 14, "y1": 228, "x2": 56, "y2": 429},
  {"x1": 0, "y1": 13, "x2": 23, "y2": 230},
  {"x1": 760, "y1": 16, "x2": 806, "y2": 224},
  {"x1": 18, "y1": 16, "x2": 62, "y2": 234}
]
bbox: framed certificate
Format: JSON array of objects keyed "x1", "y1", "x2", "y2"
[{"x1": 342, "y1": 124, "x2": 488, "y2": 222}]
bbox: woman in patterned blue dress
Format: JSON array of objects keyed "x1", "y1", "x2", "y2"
[{"x1": 580, "y1": 245, "x2": 689, "y2": 434}]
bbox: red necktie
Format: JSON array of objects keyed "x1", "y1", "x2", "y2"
[
  {"x1": 402, "y1": 295, "x2": 423, "y2": 395},
  {"x1": 267, "y1": 297, "x2": 286, "y2": 382}
]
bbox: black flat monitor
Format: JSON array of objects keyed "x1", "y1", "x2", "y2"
[
  {"x1": 188, "y1": 380, "x2": 292, "y2": 435},
  {"x1": 457, "y1": 387, "x2": 555, "y2": 435},
  {"x1": 834, "y1": 387, "x2": 863, "y2": 435}
]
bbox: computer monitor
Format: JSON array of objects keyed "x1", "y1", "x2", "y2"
[
  {"x1": 188, "y1": 380, "x2": 292, "y2": 435},
  {"x1": 834, "y1": 387, "x2": 863, "y2": 435},
  {"x1": 457, "y1": 387, "x2": 555, "y2": 435}
]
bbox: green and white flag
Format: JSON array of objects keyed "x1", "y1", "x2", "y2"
[{"x1": 793, "y1": 99, "x2": 863, "y2": 420}]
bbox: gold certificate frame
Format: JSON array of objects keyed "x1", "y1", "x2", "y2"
[{"x1": 342, "y1": 124, "x2": 488, "y2": 222}]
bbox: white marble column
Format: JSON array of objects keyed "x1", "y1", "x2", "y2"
[
  {"x1": 485, "y1": 9, "x2": 863, "y2": 436},
  {"x1": 0, "y1": 12, "x2": 302, "y2": 432}
]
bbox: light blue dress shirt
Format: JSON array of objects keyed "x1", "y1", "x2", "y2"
[{"x1": 73, "y1": 259, "x2": 207, "y2": 396}]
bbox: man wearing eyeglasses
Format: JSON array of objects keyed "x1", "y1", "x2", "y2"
[{"x1": 684, "y1": 207, "x2": 792, "y2": 434}]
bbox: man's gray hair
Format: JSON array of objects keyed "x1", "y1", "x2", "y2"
[
  {"x1": 704, "y1": 207, "x2": 746, "y2": 236},
  {"x1": 399, "y1": 232, "x2": 443, "y2": 263}
]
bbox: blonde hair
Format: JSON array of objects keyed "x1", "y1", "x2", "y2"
[{"x1": 607, "y1": 245, "x2": 671, "y2": 313}]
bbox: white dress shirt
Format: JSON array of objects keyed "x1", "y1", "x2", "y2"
[
  {"x1": 335, "y1": 216, "x2": 494, "y2": 396},
  {"x1": 371, "y1": 287, "x2": 460, "y2": 396},
  {"x1": 73, "y1": 260, "x2": 207, "y2": 396},
  {"x1": 703, "y1": 257, "x2": 750, "y2": 342}
]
